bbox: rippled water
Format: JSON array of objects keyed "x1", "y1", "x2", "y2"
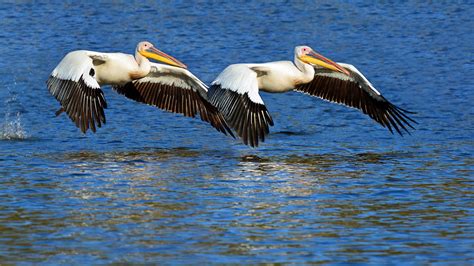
[{"x1": 0, "y1": 2, "x2": 473, "y2": 264}]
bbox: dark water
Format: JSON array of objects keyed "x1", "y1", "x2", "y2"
[{"x1": 1, "y1": 1, "x2": 473, "y2": 264}]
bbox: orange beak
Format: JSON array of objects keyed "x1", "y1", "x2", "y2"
[
  {"x1": 139, "y1": 47, "x2": 187, "y2": 69},
  {"x1": 300, "y1": 51, "x2": 350, "y2": 76}
]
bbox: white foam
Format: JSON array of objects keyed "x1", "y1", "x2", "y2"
[
  {"x1": 0, "y1": 112, "x2": 28, "y2": 140},
  {"x1": 1, "y1": 92, "x2": 28, "y2": 141}
]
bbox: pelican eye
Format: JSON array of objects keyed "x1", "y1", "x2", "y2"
[{"x1": 89, "y1": 68, "x2": 95, "y2": 77}]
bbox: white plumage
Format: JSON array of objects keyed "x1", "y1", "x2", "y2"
[
  {"x1": 51, "y1": 51, "x2": 102, "y2": 89},
  {"x1": 47, "y1": 41, "x2": 232, "y2": 136},
  {"x1": 212, "y1": 64, "x2": 263, "y2": 104},
  {"x1": 209, "y1": 45, "x2": 416, "y2": 147}
]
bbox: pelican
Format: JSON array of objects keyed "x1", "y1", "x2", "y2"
[
  {"x1": 47, "y1": 41, "x2": 233, "y2": 137},
  {"x1": 209, "y1": 46, "x2": 416, "y2": 147}
]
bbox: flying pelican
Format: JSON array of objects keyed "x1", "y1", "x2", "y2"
[
  {"x1": 209, "y1": 46, "x2": 416, "y2": 147},
  {"x1": 47, "y1": 41, "x2": 233, "y2": 137}
]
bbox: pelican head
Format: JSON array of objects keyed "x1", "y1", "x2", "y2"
[
  {"x1": 296, "y1": 46, "x2": 350, "y2": 76},
  {"x1": 137, "y1": 41, "x2": 187, "y2": 69}
]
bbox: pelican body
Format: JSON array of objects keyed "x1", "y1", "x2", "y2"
[
  {"x1": 209, "y1": 46, "x2": 416, "y2": 147},
  {"x1": 47, "y1": 41, "x2": 232, "y2": 136}
]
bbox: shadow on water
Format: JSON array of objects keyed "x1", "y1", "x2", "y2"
[
  {"x1": 273, "y1": 130, "x2": 308, "y2": 136},
  {"x1": 49, "y1": 147, "x2": 203, "y2": 163}
]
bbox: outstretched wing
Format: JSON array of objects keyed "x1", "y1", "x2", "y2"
[
  {"x1": 47, "y1": 51, "x2": 107, "y2": 133},
  {"x1": 295, "y1": 63, "x2": 416, "y2": 135},
  {"x1": 209, "y1": 64, "x2": 274, "y2": 147},
  {"x1": 113, "y1": 63, "x2": 233, "y2": 137}
]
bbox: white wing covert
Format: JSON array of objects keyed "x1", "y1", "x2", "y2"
[
  {"x1": 209, "y1": 64, "x2": 274, "y2": 147},
  {"x1": 47, "y1": 51, "x2": 107, "y2": 133}
]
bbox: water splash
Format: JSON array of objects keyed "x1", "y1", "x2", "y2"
[
  {"x1": 0, "y1": 112, "x2": 28, "y2": 140},
  {"x1": 0, "y1": 92, "x2": 28, "y2": 140}
]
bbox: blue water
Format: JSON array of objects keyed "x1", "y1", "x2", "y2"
[{"x1": 1, "y1": 1, "x2": 473, "y2": 264}]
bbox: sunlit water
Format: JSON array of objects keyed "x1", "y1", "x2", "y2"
[{"x1": 0, "y1": 2, "x2": 473, "y2": 264}]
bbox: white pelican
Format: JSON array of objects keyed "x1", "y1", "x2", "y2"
[
  {"x1": 47, "y1": 41, "x2": 233, "y2": 137},
  {"x1": 209, "y1": 46, "x2": 416, "y2": 147}
]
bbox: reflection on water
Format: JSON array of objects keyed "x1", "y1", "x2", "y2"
[{"x1": 3, "y1": 148, "x2": 471, "y2": 263}]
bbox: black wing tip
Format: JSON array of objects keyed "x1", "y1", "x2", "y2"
[
  {"x1": 47, "y1": 75, "x2": 107, "y2": 134},
  {"x1": 382, "y1": 102, "x2": 417, "y2": 136},
  {"x1": 395, "y1": 105, "x2": 417, "y2": 114},
  {"x1": 224, "y1": 123, "x2": 237, "y2": 139},
  {"x1": 55, "y1": 107, "x2": 64, "y2": 117},
  {"x1": 210, "y1": 113, "x2": 237, "y2": 139},
  {"x1": 295, "y1": 72, "x2": 420, "y2": 137},
  {"x1": 209, "y1": 85, "x2": 273, "y2": 147},
  {"x1": 115, "y1": 81, "x2": 235, "y2": 138},
  {"x1": 393, "y1": 105, "x2": 418, "y2": 124},
  {"x1": 196, "y1": 93, "x2": 237, "y2": 138}
]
